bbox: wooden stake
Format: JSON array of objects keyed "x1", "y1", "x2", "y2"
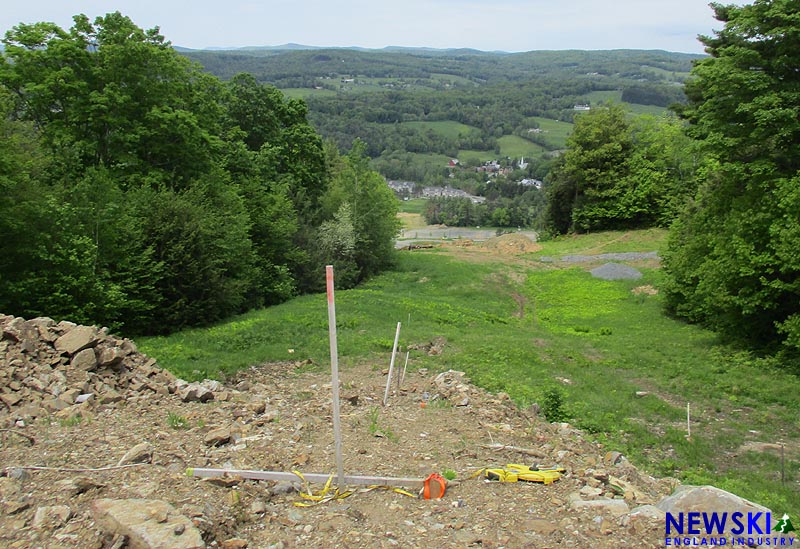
[
  {"x1": 187, "y1": 467, "x2": 425, "y2": 489},
  {"x1": 383, "y1": 322, "x2": 401, "y2": 406},
  {"x1": 326, "y1": 266, "x2": 345, "y2": 488}
]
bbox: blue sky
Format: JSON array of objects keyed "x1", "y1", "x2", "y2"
[{"x1": 1, "y1": 1, "x2": 728, "y2": 53}]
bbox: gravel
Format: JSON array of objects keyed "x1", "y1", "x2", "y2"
[{"x1": 590, "y1": 262, "x2": 644, "y2": 280}]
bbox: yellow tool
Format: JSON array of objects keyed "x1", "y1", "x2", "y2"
[{"x1": 484, "y1": 464, "x2": 564, "y2": 485}]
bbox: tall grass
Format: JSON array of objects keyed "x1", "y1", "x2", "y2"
[{"x1": 139, "y1": 232, "x2": 800, "y2": 513}]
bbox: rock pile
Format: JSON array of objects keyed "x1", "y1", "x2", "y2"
[{"x1": 0, "y1": 314, "x2": 177, "y2": 423}]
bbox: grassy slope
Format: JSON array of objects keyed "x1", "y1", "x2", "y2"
[
  {"x1": 139, "y1": 229, "x2": 800, "y2": 513},
  {"x1": 401, "y1": 120, "x2": 476, "y2": 139},
  {"x1": 527, "y1": 117, "x2": 573, "y2": 150},
  {"x1": 497, "y1": 135, "x2": 548, "y2": 158}
]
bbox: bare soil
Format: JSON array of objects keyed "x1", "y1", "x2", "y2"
[{"x1": 1, "y1": 359, "x2": 676, "y2": 548}]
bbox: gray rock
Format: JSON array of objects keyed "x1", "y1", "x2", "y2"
[
  {"x1": 98, "y1": 388, "x2": 124, "y2": 404},
  {"x1": 270, "y1": 481, "x2": 298, "y2": 495},
  {"x1": 3, "y1": 317, "x2": 36, "y2": 344},
  {"x1": 628, "y1": 504, "x2": 666, "y2": 520},
  {"x1": 98, "y1": 346, "x2": 126, "y2": 368},
  {"x1": 657, "y1": 484, "x2": 770, "y2": 518},
  {"x1": 75, "y1": 393, "x2": 94, "y2": 404},
  {"x1": 579, "y1": 485, "x2": 604, "y2": 498},
  {"x1": 179, "y1": 383, "x2": 214, "y2": 403},
  {"x1": 71, "y1": 348, "x2": 98, "y2": 371},
  {"x1": 118, "y1": 442, "x2": 154, "y2": 466},
  {"x1": 6, "y1": 468, "x2": 30, "y2": 482},
  {"x1": 571, "y1": 498, "x2": 630, "y2": 516},
  {"x1": 92, "y1": 498, "x2": 204, "y2": 549},
  {"x1": 249, "y1": 499, "x2": 267, "y2": 515},
  {"x1": 54, "y1": 477, "x2": 104, "y2": 497},
  {"x1": 55, "y1": 325, "x2": 100, "y2": 355},
  {"x1": 204, "y1": 427, "x2": 231, "y2": 446},
  {"x1": 32, "y1": 505, "x2": 72, "y2": 529}
]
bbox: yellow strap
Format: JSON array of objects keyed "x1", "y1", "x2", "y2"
[{"x1": 290, "y1": 471, "x2": 416, "y2": 507}]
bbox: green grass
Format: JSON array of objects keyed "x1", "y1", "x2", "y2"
[
  {"x1": 139, "y1": 230, "x2": 800, "y2": 513},
  {"x1": 280, "y1": 88, "x2": 337, "y2": 99},
  {"x1": 626, "y1": 103, "x2": 670, "y2": 116},
  {"x1": 457, "y1": 149, "x2": 493, "y2": 164},
  {"x1": 403, "y1": 152, "x2": 453, "y2": 170},
  {"x1": 584, "y1": 90, "x2": 623, "y2": 104},
  {"x1": 497, "y1": 135, "x2": 547, "y2": 158},
  {"x1": 429, "y1": 73, "x2": 475, "y2": 87},
  {"x1": 401, "y1": 120, "x2": 477, "y2": 139},
  {"x1": 527, "y1": 117, "x2": 573, "y2": 150},
  {"x1": 397, "y1": 198, "x2": 427, "y2": 214},
  {"x1": 535, "y1": 228, "x2": 668, "y2": 255}
]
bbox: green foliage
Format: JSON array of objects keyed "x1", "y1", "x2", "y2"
[
  {"x1": 540, "y1": 387, "x2": 568, "y2": 423},
  {"x1": 545, "y1": 106, "x2": 699, "y2": 234},
  {"x1": 367, "y1": 406, "x2": 397, "y2": 441},
  {"x1": 663, "y1": 0, "x2": 800, "y2": 354},
  {"x1": 306, "y1": 140, "x2": 400, "y2": 289},
  {"x1": 167, "y1": 412, "x2": 190, "y2": 429},
  {"x1": 0, "y1": 13, "x2": 397, "y2": 335}
]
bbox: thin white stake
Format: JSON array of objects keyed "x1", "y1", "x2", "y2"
[
  {"x1": 383, "y1": 322, "x2": 402, "y2": 406},
  {"x1": 400, "y1": 351, "x2": 410, "y2": 387},
  {"x1": 686, "y1": 402, "x2": 691, "y2": 439},
  {"x1": 326, "y1": 266, "x2": 345, "y2": 488}
]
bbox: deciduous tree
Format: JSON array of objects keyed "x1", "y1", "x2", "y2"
[{"x1": 663, "y1": 0, "x2": 800, "y2": 354}]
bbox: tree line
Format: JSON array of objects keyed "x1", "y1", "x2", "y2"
[
  {"x1": 0, "y1": 13, "x2": 399, "y2": 335},
  {"x1": 541, "y1": 0, "x2": 800, "y2": 359}
]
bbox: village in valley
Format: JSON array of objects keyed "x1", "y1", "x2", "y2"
[{"x1": 387, "y1": 156, "x2": 543, "y2": 203}]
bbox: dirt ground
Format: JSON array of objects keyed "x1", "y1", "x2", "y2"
[{"x1": 0, "y1": 356, "x2": 677, "y2": 549}]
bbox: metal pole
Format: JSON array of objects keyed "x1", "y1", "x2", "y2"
[
  {"x1": 326, "y1": 266, "x2": 345, "y2": 488},
  {"x1": 383, "y1": 322, "x2": 401, "y2": 406},
  {"x1": 187, "y1": 467, "x2": 425, "y2": 489}
]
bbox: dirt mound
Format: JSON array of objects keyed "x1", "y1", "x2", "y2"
[
  {"x1": 480, "y1": 233, "x2": 542, "y2": 254},
  {"x1": 0, "y1": 317, "x2": 686, "y2": 548}
]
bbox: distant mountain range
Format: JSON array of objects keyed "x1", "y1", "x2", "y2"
[{"x1": 174, "y1": 43, "x2": 536, "y2": 56}]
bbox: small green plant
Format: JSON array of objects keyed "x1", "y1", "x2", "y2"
[
  {"x1": 599, "y1": 327, "x2": 612, "y2": 336},
  {"x1": 368, "y1": 406, "x2": 381, "y2": 435},
  {"x1": 59, "y1": 415, "x2": 83, "y2": 428},
  {"x1": 427, "y1": 397, "x2": 452, "y2": 409},
  {"x1": 540, "y1": 387, "x2": 567, "y2": 423},
  {"x1": 442, "y1": 469, "x2": 457, "y2": 481},
  {"x1": 367, "y1": 406, "x2": 398, "y2": 442},
  {"x1": 167, "y1": 412, "x2": 189, "y2": 430}
]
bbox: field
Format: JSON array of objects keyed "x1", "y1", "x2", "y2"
[
  {"x1": 279, "y1": 87, "x2": 337, "y2": 99},
  {"x1": 140, "y1": 229, "x2": 800, "y2": 513},
  {"x1": 497, "y1": 135, "x2": 548, "y2": 158},
  {"x1": 584, "y1": 90, "x2": 623, "y2": 104},
  {"x1": 401, "y1": 120, "x2": 477, "y2": 139},
  {"x1": 527, "y1": 117, "x2": 573, "y2": 150}
]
